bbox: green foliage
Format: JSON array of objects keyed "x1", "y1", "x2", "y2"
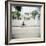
[
  {"x1": 15, "y1": 11, "x2": 20, "y2": 17},
  {"x1": 11, "y1": 11, "x2": 17, "y2": 16},
  {"x1": 32, "y1": 10, "x2": 38, "y2": 16},
  {"x1": 32, "y1": 10, "x2": 39, "y2": 19},
  {"x1": 15, "y1": 6, "x2": 21, "y2": 11},
  {"x1": 11, "y1": 11, "x2": 20, "y2": 19}
]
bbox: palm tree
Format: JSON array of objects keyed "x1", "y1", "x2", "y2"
[
  {"x1": 32, "y1": 10, "x2": 39, "y2": 19},
  {"x1": 11, "y1": 6, "x2": 21, "y2": 19}
]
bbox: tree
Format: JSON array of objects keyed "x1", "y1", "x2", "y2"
[{"x1": 32, "y1": 10, "x2": 39, "y2": 19}]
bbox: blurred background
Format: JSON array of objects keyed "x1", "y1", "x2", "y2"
[{"x1": 10, "y1": 4, "x2": 41, "y2": 39}]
